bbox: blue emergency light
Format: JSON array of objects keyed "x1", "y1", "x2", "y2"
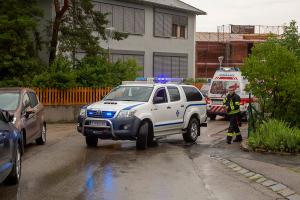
[{"x1": 135, "y1": 77, "x2": 183, "y2": 84}]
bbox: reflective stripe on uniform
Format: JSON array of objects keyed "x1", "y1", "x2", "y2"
[
  {"x1": 227, "y1": 132, "x2": 236, "y2": 137},
  {"x1": 228, "y1": 109, "x2": 240, "y2": 115},
  {"x1": 235, "y1": 132, "x2": 241, "y2": 136}
]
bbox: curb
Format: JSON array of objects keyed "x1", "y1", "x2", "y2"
[{"x1": 210, "y1": 155, "x2": 300, "y2": 200}]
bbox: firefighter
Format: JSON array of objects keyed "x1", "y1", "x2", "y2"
[{"x1": 223, "y1": 86, "x2": 242, "y2": 144}]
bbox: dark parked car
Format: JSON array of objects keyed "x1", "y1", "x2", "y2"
[
  {"x1": 0, "y1": 109, "x2": 22, "y2": 184},
  {"x1": 0, "y1": 88, "x2": 46, "y2": 151}
]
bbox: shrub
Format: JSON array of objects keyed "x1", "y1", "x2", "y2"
[
  {"x1": 76, "y1": 55, "x2": 142, "y2": 87},
  {"x1": 32, "y1": 56, "x2": 77, "y2": 89},
  {"x1": 248, "y1": 119, "x2": 300, "y2": 153}
]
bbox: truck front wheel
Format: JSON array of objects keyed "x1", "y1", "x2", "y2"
[
  {"x1": 136, "y1": 122, "x2": 149, "y2": 150},
  {"x1": 183, "y1": 118, "x2": 200, "y2": 143}
]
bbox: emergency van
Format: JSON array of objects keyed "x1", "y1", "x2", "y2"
[
  {"x1": 207, "y1": 67, "x2": 250, "y2": 120},
  {"x1": 77, "y1": 78, "x2": 207, "y2": 150}
]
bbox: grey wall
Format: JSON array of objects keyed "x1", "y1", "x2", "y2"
[
  {"x1": 97, "y1": 0, "x2": 197, "y2": 78},
  {"x1": 44, "y1": 105, "x2": 82, "y2": 123},
  {"x1": 38, "y1": 0, "x2": 197, "y2": 78}
]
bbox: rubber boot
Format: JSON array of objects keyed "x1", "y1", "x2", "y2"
[
  {"x1": 233, "y1": 134, "x2": 243, "y2": 142},
  {"x1": 226, "y1": 136, "x2": 233, "y2": 144}
]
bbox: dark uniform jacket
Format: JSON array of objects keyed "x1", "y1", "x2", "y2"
[{"x1": 223, "y1": 93, "x2": 241, "y2": 115}]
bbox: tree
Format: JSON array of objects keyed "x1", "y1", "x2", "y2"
[
  {"x1": 49, "y1": 0, "x2": 69, "y2": 65},
  {"x1": 53, "y1": 0, "x2": 127, "y2": 62},
  {"x1": 0, "y1": 0, "x2": 44, "y2": 86},
  {"x1": 280, "y1": 20, "x2": 300, "y2": 58},
  {"x1": 242, "y1": 40, "x2": 300, "y2": 127}
]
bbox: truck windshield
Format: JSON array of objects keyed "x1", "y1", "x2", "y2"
[
  {"x1": 104, "y1": 86, "x2": 154, "y2": 102},
  {"x1": 210, "y1": 81, "x2": 241, "y2": 96},
  {"x1": 0, "y1": 92, "x2": 20, "y2": 111}
]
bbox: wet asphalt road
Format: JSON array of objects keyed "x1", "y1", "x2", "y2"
[{"x1": 0, "y1": 119, "x2": 284, "y2": 200}]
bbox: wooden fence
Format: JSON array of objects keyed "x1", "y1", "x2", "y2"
[
  {"x1": 34, "y1": 87, "x2": 112, "y2": 106},
  {"x1": 34, "y1": 84, "x2": 203, "y2": 106}
]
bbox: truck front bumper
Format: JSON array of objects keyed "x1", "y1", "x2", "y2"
[{"x1": 77, "y1": 116, "x2": 141, "y2": 140}]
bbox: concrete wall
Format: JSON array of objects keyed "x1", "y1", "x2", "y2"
[{"x1": 44, "y1": 105, "x2": 82, "y2": 123}]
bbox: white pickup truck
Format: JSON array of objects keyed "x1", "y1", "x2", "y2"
[{"x1": 77, "y1": 78, "x2": 207, "y2": 150}]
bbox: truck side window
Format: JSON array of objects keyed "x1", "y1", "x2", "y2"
[
  {"x1": 182, "y1": 87, "x2": 203, "y2": 102},
  {"x1": 153, "y1": 88, "x2": 168, "y2": 104},
  {"x1": 167, "y1": 86, "x2": 181, "y2": 102}
]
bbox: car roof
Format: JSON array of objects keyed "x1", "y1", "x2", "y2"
[{"x1": 0, "y1": 87, "x2": 35, "y2": 93}]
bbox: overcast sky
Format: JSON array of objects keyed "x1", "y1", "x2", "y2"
[{"x1": 181, "y1": 0, "x2": 300, "y2": 32}]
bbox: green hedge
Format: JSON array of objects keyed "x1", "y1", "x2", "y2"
[{"x1": 248, "y1": 119, "x2": 300, "y2": 153}]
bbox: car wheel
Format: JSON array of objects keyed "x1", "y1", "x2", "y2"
[
  {"x1": 85, "y1": 136, "x2": 98, "y2": 147},
  {"x1": 136, "y1": 122, "x2": 148, "y2": 150},
  {"x1": 183, "y1": 117, "x2": 200, "y2": 143},
  {"x1": 5, "y1": 144, "x2": 21, "y2": 185},
  {"x1": 36, "y1": 124, "x2": 46, "y2": 145}
]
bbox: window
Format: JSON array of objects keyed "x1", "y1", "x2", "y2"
[
  {"x1": 180, "y1": 25, "x2": 186, "y2": 38},
  {"x1": 0, "y1": 92, "x2": 20, "y2": 111},
  {"x1": 96, "y1": 2, "x2": 145, "y2": 34},
  {"x1": 28, "y1": 92, "x2": 39, "y2": 108},
  {"x1": 172, "y1": 24, "x2": 178, "y2": 37},
  {"x1": 154, "y1": 9, "x2": 188, "y2": 38},
  {"x1": 153, "y1": 88, "x2": 168, "y2": 104},
  {"x1": 110, "y1": 51, "x2": 145, "y2": 76},
  {"x1": 104, "y1": 86, "x2": 153, "y2": 102},
  {"x1": 154, "y1": 53, "x2": 188, "y2": 78},
  {"x1": 167, "y1": 87, "x2": 181, "y2": 102},
  {"x1": 182, "y1": 87, "x2": 203, "y2": 102},
  {"x1": 23, "y1": 93, "x2": 30, "y2": 110}
]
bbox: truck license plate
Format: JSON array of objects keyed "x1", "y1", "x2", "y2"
[{"x1": 90, "y1": 121, "x2": 107, "y2": 127}]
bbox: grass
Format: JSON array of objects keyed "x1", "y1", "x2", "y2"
[{"x1": 248, "y1": 119, "x2": 300, "y2": 153}]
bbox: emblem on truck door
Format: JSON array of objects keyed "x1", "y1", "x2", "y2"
[{"x1": 176, "y1": 110, "x2": 180, "y2": 117}]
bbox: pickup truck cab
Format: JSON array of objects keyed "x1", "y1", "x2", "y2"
[{"x1": 77, "y1": 78, "x2": 207, "y2": 150}]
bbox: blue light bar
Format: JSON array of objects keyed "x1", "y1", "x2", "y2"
[{"x1": 154, "y1": 77, "x2": 183, "y2": 84}]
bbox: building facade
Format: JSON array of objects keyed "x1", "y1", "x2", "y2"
[
  {"x1": 39, "y1": 0, "x2": 206, "y2": 79},
  {"x1": 196, "y1": 32, "x2": 268, "y2": 78}
]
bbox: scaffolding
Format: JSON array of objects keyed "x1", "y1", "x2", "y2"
[
  {"x1": 196, "y1": 25, "x2": 287, "y2": 78},
  {"x1": 217, "y1": 24, "x2": 285, "y2": 42}
]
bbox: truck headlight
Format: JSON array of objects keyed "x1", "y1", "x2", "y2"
[
  {"x1": 80, "y1": 108, "x2": 86, "y2": 117},
  {"x1": 117, "y1": 110, "x2": 136, "y2": 118}
]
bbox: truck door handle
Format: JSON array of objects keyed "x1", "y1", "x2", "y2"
[
  {"x1": 181, "y1": 105, "x2": 184, "y2": 108},
  {"x1": 167, "y1": 106, "x2": 171, "y2": 109}
]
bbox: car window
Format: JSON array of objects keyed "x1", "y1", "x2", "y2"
[
  {"x1": 28, "y1": 92, "x2": 38, "y2": 108},
  {"x1": 167, "y1": 86, "x2": 181, "y2": 102},
  {"x1": 0, "y1": 92, "x2": 20, "y2": 111},
  {"x1": 153, "y1": 88, "x2": 168, "y2": 104},
  {"x1": 23, "y1": 93, "x2": 31, "y2": 109},
  {"x1": 182, "y1": 86, "x2": 203, "y2": 102}
]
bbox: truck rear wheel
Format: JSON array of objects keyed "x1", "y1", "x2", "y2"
[
  {"x1": 209, "y1": 114, "x2": 216, "y2": 120},
  {"x1": 183, "y1": 117, "x2": 200, "y2": 143},
  {"x1": 136, "y1": 122, "x2": 148, "y2": 150},
  {"x1": 85, "y1": 136, "x2": 98, "y2": 147}
]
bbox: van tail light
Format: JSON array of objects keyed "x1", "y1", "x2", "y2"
[
  {"x1": 240, "y1": 98, "x2": 252, "y2": 105},
  {"x1": 206, "y1": 97, "x2": 211, "y2": 104}
]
